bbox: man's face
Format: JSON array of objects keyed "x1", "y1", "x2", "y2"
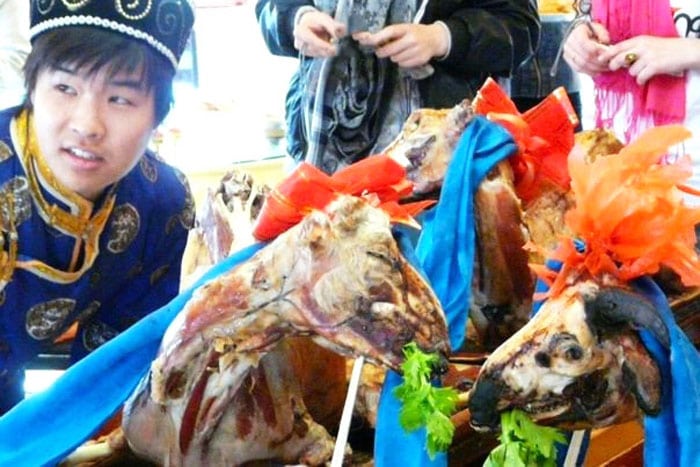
[{"x1": 31, "y1": 64, "x2": 156, "y2": 201}]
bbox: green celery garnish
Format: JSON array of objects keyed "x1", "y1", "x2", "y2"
[
  {"x1": 484, "y1": 409, "x2": 567, "y2": 467},
  {"x1": 393, "y1": 342, "x2": 459, "y2": 459}
]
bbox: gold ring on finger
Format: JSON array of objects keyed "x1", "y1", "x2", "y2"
[{"x1": 624, "y1": 52, "x2": 638, "y2": 66}]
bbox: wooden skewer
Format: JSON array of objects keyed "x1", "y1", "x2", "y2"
[
  {"x1": 330, "y1": 355, "x2": 365, "y2": 467},
  {"x1": 563, "y1": 430, "x2": 586, "y2": 467}
]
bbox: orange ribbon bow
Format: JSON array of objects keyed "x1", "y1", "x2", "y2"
[
  {"x1": 472, "y1": 77, "x2": 579, "y2": 202},
  {"x1": 252, "y1": 155, "x2": 435, "y2": 241}
]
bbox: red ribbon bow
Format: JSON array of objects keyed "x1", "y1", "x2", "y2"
[
  {"x1": 472, "y1": 78, "x2": 579, "y2": 202},
  {"x1": 252, "y1": 155, "x2": 435, "y2": 241}
]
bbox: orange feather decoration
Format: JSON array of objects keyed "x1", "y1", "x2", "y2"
[{"x1": 535, "y1": 125, "x2": 700, "y2": 298}]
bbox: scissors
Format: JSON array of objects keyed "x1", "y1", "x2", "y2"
[
  {"x1": 550, "y1": 0, "x2": 600, "y2": 77},
  {"x1": 575, "y1": 0, "x2": 600, "y2": 40}
]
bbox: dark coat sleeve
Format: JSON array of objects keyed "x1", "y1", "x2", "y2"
[
  {"x1": 256, "y1": 0, "x2": 313, "y2": 57},
  {"x1": 257, "y1": 0, "x2": 539, "y2": 76},
  {"x1": 255, "y1": 0, "x2": 540, "y2": 113},
  {"x1": 424, "y1": 0, "x2": 540, "y2": 76}
]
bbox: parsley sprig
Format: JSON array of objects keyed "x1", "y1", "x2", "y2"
[
  {"x1": 484, "y1": 409, "x2": 567, "y2": 467},
  {"x1": 393, "y1": 342, "x2": 459, "y2": 459}
]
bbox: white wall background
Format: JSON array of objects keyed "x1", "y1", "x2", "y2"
[{"x1": 160, "y1": 2, "x2": 298, "y2": 172}]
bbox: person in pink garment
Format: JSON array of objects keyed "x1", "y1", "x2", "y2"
[{"x1": 562, "y1": 0, "x2": 700, "y2": 204}]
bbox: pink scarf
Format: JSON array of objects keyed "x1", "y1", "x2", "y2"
[{"x1": 592, "y1": 0, "x2": 686, "y2": 142}]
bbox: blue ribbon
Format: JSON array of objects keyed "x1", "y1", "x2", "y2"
[
  {"x1": 633, "y1": 277, "x2": 700, "y2": 467},
  {"x1": 374, "y1": 117, "x2": 517, "y2": 467}
]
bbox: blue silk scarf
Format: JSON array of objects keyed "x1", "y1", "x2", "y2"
[
  {"x1": 374, "y1": 116, "x2": 517, "y2": 467},
  {"x1": 633, "y1": 277, "x2": 700, "y2": 467}
]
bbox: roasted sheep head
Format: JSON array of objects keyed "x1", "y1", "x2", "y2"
[
  {"x1": 468, "y1": 280, "x2": 666, "y2": 432},
  {"x1": 181, "y1": 168, "x2": 269, "y2": 288},
  {"x1": 123, "y1": 194, "x2": 449, "y2": 466},
  {"x1": 384, "y1": 99, "x2": 474, "y2": 194},
  {"x1": 384, "y1": 100, "x2": 533, "y2": 350}
]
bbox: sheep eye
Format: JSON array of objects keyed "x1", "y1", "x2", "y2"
[
  {"x1": 534, "y1": 351, "x2": 551, "y2": 367},
  {"x1": 565, "y1": 345, "x2": 583, "y2": 361},
  {"x1": 367, "y1": 250, "x2": 395, "y2": 267}
]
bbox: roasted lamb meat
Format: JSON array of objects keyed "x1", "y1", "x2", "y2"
[
  {"x1": 384, "y1": 99, "x2": 474, "y2": 195},
  {"x1": 181, "y1": 168, "x2": 269, "y2": 287},
  {"x1": 469, "y1": 160, "x2": 533, "y2": 349},
  {"x1": 468, "y1": 280, "x2": 664, "y2": 431},
  {"x1": 122, "y1": 195, "x2": 450, "y2": 466}
]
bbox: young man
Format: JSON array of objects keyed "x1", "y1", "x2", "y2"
[{"x1": 0, "y1": 0, "x2": 196, "y2": 413}]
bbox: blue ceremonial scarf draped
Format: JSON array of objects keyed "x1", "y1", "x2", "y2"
[
  {"x1": 633, "y1": 277, "x2": 700, "y2": 467},
  {"x1": 0, "y1": 242, "x2": 265, "y2": 467},
  {"x1": 374, "y1": 116, "x2": 517, "y2": 467}
]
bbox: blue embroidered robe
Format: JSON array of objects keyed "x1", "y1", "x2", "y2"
[{"x1": 0, "y1": 107, "x2": 194, "y2": 413}]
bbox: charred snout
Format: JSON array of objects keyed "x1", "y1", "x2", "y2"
[
  {"x1": 584, "y1": 286, "x2": 670, "y2": 348},
  {"x1": 467, "y1": 377, "x2": 504, "y2": 431}
]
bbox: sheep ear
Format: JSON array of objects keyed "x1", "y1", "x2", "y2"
[
  {"x1": 584, "y1": 287, "x2": 670, "y2": 348},
  {"x1": 299, "y1": 211, "x2": 332, "y2": 253},
  {"x1": 622, "y1": 355, "x2": 662, "y2": 415}
]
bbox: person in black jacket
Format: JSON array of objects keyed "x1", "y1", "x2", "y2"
[{"x1": 256, "y1": 0, "x2": 540, "y2": 174}]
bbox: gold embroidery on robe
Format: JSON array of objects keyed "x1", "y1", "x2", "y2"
[
  {"x1": 175, "y1": 170, "x2": 195, "y2": 229},
  {"x1": 82, "y1": 320, "x2": 118, "y2": 351},
  {"x1": 150, "y1": 264, "x2": 170, "y2": 285},
  {"x1": 107, "y1": 203, "x2": 140, "y2": 254},
  {"x1": 0, "y1": 177, "x2": 29, "y2": 287},
  {"x1": 25, "y1": 298, "x2": 76, "y2": 340},
  {"x1": 0, "y1": 177, "x2": 32, "y2": 227},
  {"x1": 0, "y1": 141, "x2": 13, "y2": 163},
  {"x1": 7, "y1": 110, "x2": 117, "y2": 284},
  {"x1": 139, "y1": 156, "x2": 157, "y2": 183}
]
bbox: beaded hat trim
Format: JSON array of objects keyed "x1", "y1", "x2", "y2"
[
  {"x1": 30, "y1": 0, "x2": 195, "y2": 70},
  {"x1": 30, "y1": 15, "x2": 178, "y2": 68}
]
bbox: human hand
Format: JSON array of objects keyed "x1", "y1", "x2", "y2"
[
  {"x1": 352, "y1": 23, "x2": 449, "y2": 68},
  {"x1": 294, "y1": 9, "x2": 346, "y2": 58},
  {"x1": 563, "y1": 22, "x2": 611, "y2": 76},
  {"x1": 601, "y1": 36, "x2": 697, "y2": 85}
]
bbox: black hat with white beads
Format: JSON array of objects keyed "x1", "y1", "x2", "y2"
[{"x1": 29, "y1": 0, "x2": 195, "y2": 70}]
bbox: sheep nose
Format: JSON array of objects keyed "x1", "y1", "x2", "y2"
[{"x1": 467, "y1": 377, "x2": 503, "y2": 431}]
